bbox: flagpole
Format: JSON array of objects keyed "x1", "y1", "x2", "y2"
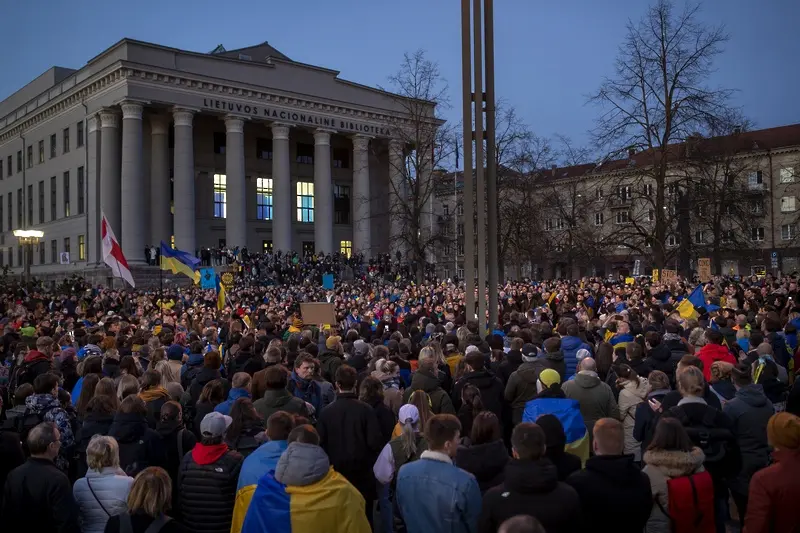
[{"x1": 159, "y1": 257, "x2": 164, "y2": 324}]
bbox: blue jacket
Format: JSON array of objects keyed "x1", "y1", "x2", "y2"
[
  {"x1": 237, "y1": 440, "x2": 288, "y2": 492},
  {"x1": 560, "y1": 336, "x2": 591, "y2": 379},
  {"x1": 215, "y1": 388, "x2": 250, "y2": 415},
  {"x1": 396, "y1": 454, "x2": 482, "y2": 533},
  {"x1": 181, "y1": 353, "x2": 205, "y2": 377}
]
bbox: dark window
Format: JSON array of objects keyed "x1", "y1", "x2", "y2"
[
  {"x1": 256, "y1": 138, "x2": 273, "y2": 160},
  {"x1": 63, "y1": 127, "x2": 70, "y2": 153},
  {"x1": 38, "y1": 140, "x2": 44, "y2": 163},
  {"x1": 262, "y1": 240, "x2": 273, "y2": 253},
  {"x1": 27, "y1": 184, "x2": 32, "y2": 226},
  {"x1": 64, "y1": 237, "x2": 70, "y2": 258},
  {"x1": 38, "y1": 242, "x2": 45, "y2": 264},
  {"x1": 77, "y1": 167, "x2": 85, "y2": 214},
  {"x1": 26, "y1": 146, "x2": 33, "y2": 169},
  {"x1": 16, "y1": 151, "x2": 21, "y2": 172},
  {"x1": 50, "y1": 134, "x2": 57, "y2": 158},
  {"x1": 63, "y1": 171, "x2": 70, "y2": 217},
  {"x1": 6, "y1": 155, "x2": 10, "y2": 176},
  {"x1": 17, "y1": 246, "x2": 21, "y2": 267},
  {"x1": 302, "y1": 241, "x2": 315, "y2": 257},
  {"x1": 296, "y1": 143, "x2": 314, "y2": 164},
  {"x1": 7, "y1": 194, "x2": 11, "y2": 230},
  {"x1": 0, "y1": 157, "x2": 3, "y2": 180},
  {"x1": 213, "y1": 132, "x2": 226, "y2": 154},
  {"x1": 50, "y1": 176, "x2": 57, "y2": 220},
  {"x1": 333, "y1": 148, "x2": 349, "y2": 169},
  {"x1": 76, "y1": 121, "x2": 84, "y2": 147},
  {"x1": 16, "y1": 188, "x2": 22, "y2": 228},
  {"x1": 334, "y1": 184, "x2": 350, "y2": 224},
  {"x1": 0, "y1": 195, "x2": 3, "y2": 232},
  {"x1": 38, "y1": 181, "x2": 44, "y2": 223},
  {"x1": 51, "y1": 240, "x2": 57, "y2": 264}
]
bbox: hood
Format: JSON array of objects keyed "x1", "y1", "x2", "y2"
[
  {"x1": 109, "y1": 412, "x2": 148, "y2": 443},
  {"x1": 505, "y1": 350, "x2": 523, "y2": 366},
  {"x1": 699, "y1": 343, "x2": 732, "y2": 362},
  {"x1": 318, "y1": 350, "x2": 342, "y2": 362},
  {"x1": 648, "y1": 343, "x2": 672, "y2": 362},
  {"x1": 516, "y1": 362, "x2": 540, "y2": 384},
  {"x1": 734, "y1": 384, "x2": 769, "y2": 408},
  {"x1": 260, "y1": 389, "x2": 294, "y2": 407},
  {"x1": 24, "y1": 350, "x2": 50, "y2": 364},
  {"x1": 622, "y1": 377, "x2": 649, "y2": 399},
  {"x1": 191, "y1": 443, "x2": 229, "y2": 465},
  {"x1": 274, "y1": 442, "x2": 331, "y2": 487},
  {"x1": 561, "y1": 336, "x2": 585, "y2": 352},
  {"x1": 25, "y1": 393, "x2": 60, "y2": 413},
  {"x1": 573, "y1": 371, "x2": 601, "y2": 389},
  {"x1": 503, "y1": 458, "x2": 559, "y2": 493},
  {"x1": 186, "y1": 353, "x2": 205, "y2": 367},
  {"x1": 644, "y1": 447, "x2": 705, "y2": 477},
  {"x1": 410, "y1": 370, "x2": 442, "y2": 393},
  {"x1": 585, "y1": 454, "x2": 643, "y2": 484},
  {"x1": 544, "y1": 350, "x2": 564, "y2": 362},
  {"x1": 226, "y1": 387, "x2": 250, "y2": 402},
  {"x1": 460, "y1": 370, "x2": 499, "y2": 391},
  {"x1": 456, "y1": 440, "x2": 509, "y2": 483},
  {"x1": 139, "y1": 387, "x2": 170, "y2": 403}
]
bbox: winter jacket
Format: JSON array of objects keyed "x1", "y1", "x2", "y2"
[
  {"x1": 534, "y1": 350, "x2": 567, "y2": 382},
  {"x1": 618, "y1": 377, "x2": 649, "y2": 460},
  {"x1": 711, "y1": 379, "x2": 737, "y2": 404},
  {"x1": 633, "y1": 388, "x2": 670, "y2": 456},
  {"x1": 745, "y1": 449, "x2": 800, "y2": 533},
  {"x1": 455, "y1": 439, "x2": 509, "y2": 494},
  {"x1": 214, "y1": 387, "x2": 250, "y2": 416},
  {"x1": 108, "y1": 412, "x2": 166, "y2": 477},
  {"x1": 504, "y1": 361, "x2": 540, "y2": 424},
  {"x1": 645, "y1": 343, "x2": 683, "y2": 387},
  {"x1": 660, "y1": 384, "x2": 722, "y2": 411},
  {"x1": 498, "y1": 350, "x2": 523, "y2": 385},
  {"x1": 396, "y1": 451, "x2": 482, "y2": 533},
  {"x1": 642, "y1": 447, "x2": 706, "y2": 533},
  {"x1": 370, "y1": 370, "x2": 403, "y2": 415},
  {"x1": 566, "y1": 454, "x2": 652, "y2": 533},
  {"x1": 225, "y1": 419, "x2": 265, "y2": 458},
  {"x1": 139, "y1": 387, "x2": 170, "y2": 429},
  {"x1": 177, "y1": 443, "x2": 243, "y2": 533},
  {"x1": 75, "y1": 411, "x2": 115, "y2": 478},
  {"x1": 181, "y1": 354, "x2": 205, "y2": 388},
  {"x1": 697, "y1": 343, "x2": 737, "y2": 380},
  {"x1": 722, "y1": 384, "x2": 773, "y2": 496},
  {"x1": 287, "y1": 372, "x2": 324, "y2": 415},
  {"x1": 560, "y1": 336, "x2": 591, "y2": 379},
  {"x1": 402, "y1": 369, "x2": 456, "y2": 415},
  {"x1": 317, "y1": 392, "x2": 384, "y2": 502},
  {"x1": 231, "y1": 439, "x2": 288, "y2": 533},
  {"x1": 73, "y1": 466, "x2": 133, "y2": 533},
  {"x1": 237, "y1": 442, "x2": 370, "y2": 533},
  {"x1": 102, "y1": 512, "x2": 187, "y2": 533},
  {"x1": 0, "y1": 431, "x2": 24, "y2": 501},
  {"x1": 155, "y1": 419, "x2": 196, "y2": 502},
  {"x1": 479, "y1": 457, "x2": 581, "y2": 533},
  {"x1": 1, "y1": 457, "x2": 81, "y2": 533},
  {"x1": 318, "y1": 350, "x2": 344, "y2": 383},
  {"x1": 562, "y1": 371, "x2": 620, "y2": 436},
  {"x1": 628, "y1": 357, "x2": 654, "y2": 379},
  {"x1": 17, "y1": 349, "x2": 53, "y2": 385},
  {"x1": 366, "y1": 397, "x2": 396, "y2": 447},
  {"x1": 25, "y1": 393, "x2": 76, "y2": 472},
  {"x1": 185, "y1": 367, "x2": 228, "y2": 407},
  {"x1": 452, "y1": 369, "x2": 505, "y2": 422},
  {"x1": 252, "y1": 389, "x2": 308, "y2": 422}
]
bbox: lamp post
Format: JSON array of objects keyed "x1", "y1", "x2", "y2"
[{"x1": 13, "y1": 229, "x2": 44, "y2": 284}]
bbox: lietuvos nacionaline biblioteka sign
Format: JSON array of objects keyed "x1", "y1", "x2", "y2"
[{"x1": 202, "y1": 98, "x2": 391, "y2": 136}]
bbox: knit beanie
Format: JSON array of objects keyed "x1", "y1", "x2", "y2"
[{"x1": 767, "y1": 412, "x2": 800, "y2": 450}]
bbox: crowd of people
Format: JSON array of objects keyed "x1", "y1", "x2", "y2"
[{"x1": 1, "y1": 270, "x2": 800, "y2": 533}]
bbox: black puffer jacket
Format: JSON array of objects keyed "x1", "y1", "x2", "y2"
[
  {"x1": 108, "y1": 412, "x2": 166, "y2": 477},
  {"x1": 75, "y1": 411, "x2": 115, "y2": 478},
  {"x1": 498, "y1": 350, "x2": 523, "y2": 385},
  {"x1": 451, "y1": 370, "x2": 505, "y2": 423},
  {"x1": 177, "y1": 444, "x2": 243, "y2": 533},
  {"x1": 645, "y1": 343, "x2": 682, "y2": 386},
  {"x1": 456, "y1": 439, "x2": 509, "y2": 493}
]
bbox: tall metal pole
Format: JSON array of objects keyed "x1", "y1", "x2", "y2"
[
  {"x1": 484, "y1": 0, "x2": 499, "y2": 330},
  {"x1": 473, "y1": 0, "x2": 487, "y2": 330},
  {"x1": 460, "y1": 0, "x2": 475, "y2": 318}
]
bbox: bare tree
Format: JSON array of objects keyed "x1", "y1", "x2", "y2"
[
  {"x1": 378, "y1": 50, "x2": 456, "y2": 281},
  {"x1": 589, "y1": 0, "x2": 734, "y2": 269}
]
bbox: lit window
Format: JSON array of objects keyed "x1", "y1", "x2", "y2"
[
  {"x1": 171, "y1": 235, "x2": 175, "y2": 248},
  {"x1": 780, "y1": 167, "x2": 796, "y2": 183},
  {"x1": 340, "y1": 240, "x2": 352, "y2": 257},
  {"x1": 256, "y1": 178, "x2": 273, "y2": 220},
  {"x1": 297, "y1": 182, "x2": 314, "y2": 222},
  {"x1": 78, "y1": 235, "x2": 85, "y2": 260},
  {"x1": 751, "y1": 227, "x2": 765, "y2": 242},
  {"x1": 781, "y1": 196, "x2": 796, "y2": 212},
  {"x1": 214, "y1": 174, "x2": 226, "y2": 218},
  {"x1": 263, "y1": 240, "x2": 273, "y2": 253}
]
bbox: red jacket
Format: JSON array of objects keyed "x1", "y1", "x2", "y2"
[
  {"x1": 697, "y1": 343, "x2": 736, "y2": 380},
  {"x1": 744, "y1": 449, "x2": 800, "y2": 533}
]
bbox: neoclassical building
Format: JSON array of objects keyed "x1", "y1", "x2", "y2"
[{"x1": 0, "y1": 39, "x2": 426, "y2": 281}]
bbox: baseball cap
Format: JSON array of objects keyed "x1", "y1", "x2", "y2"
[
  {"x1": 200, "y1": 412, "x2": 232, "y2": 438},
  {"x1": 398, "y1": 404, "x2": 420, "y2": 426},
  {"x1": 539, "y1": 368, "x2": 561, "y2": 388}
]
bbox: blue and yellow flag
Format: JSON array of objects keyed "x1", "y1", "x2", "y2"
[
  {"x1": 216, "y1": 273, "x2": 226, "y2": 311},
  {"x1": 160, "y1": 241, "x2": 201, "y2": 283},
  {"x1": 523, "y1": 397, "x2": 590, "y2": 465},
  {"x1": 677, "y1": 285, "x2": 704, "y2": 319}
]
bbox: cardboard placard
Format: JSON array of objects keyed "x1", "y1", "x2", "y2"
[
  {"x1": 300, "y1": 302, "x2": 337, "y2": 326},
  {"x1": 697, "y1": 258, "x2": 711, "y2": 282},
  {"x1": 661, "y1": 269, "x2": 677, "y2": 283}
]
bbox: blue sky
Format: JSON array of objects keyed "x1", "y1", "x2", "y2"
[{"x1": 1, "y1": 0, "x2": 798, "y2": 154}]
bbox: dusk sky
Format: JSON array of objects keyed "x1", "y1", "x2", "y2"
[{"x1": 1, "y1": 0, "x2": 798, "y2": 161}]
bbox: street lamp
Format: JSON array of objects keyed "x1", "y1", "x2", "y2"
[{"x1": 13, "y1": 229, "x2": 43, "y2": 284}]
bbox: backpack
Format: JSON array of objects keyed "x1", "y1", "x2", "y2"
[
  {"x1": 1, "y1": 404, "x2": 57, "y2": 455},
  {"x1": 656, "y1": 470, "x2": 715, "y2": 533},
  {"x1": 8, "y1": 360, "x2": 36, "y2": 391},
  {"x1": 119, "y1": 512, "x2": 172, "y2": 533},
  {"x1": 181, "y1": 365, "x2": 201, "y2": 390},
  {"x1": 668, "y1": 405, "x2": 731, "y2": 465}
]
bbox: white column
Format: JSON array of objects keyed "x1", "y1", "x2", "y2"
[
  {"x1": 225, "y1": 115, "x2": 247, "y2": 249},
  {"x1": 271, "y1": 122, "x2": 292, "y2": 253},
  {"x1": 99, "y1": 109, "x2": 121, "y2": 238},
  {"x1": 352, "y1": 134, "x2": 372, "y2": 258},
  {"x1": 173, "y1": 108, "x2": 195, "y2": 254},
  {"x1": 87, "y1": 115, "x2": 102, "y2": 264},
  {"x1": 120, "y1": 101, "x2": 145, "y2": 264},
  {"x1": 313, "y1": 129, "x2": 334, "y2": 254},
  {"x1": 388, "y1": 139, "x2": 405, "y2": 260},
  {"x1": 150, "y1": 114, "x2": 171, "y2": 246}
]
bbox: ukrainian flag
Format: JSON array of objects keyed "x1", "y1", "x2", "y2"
[
  {"x1": 216, "y1": 273, "x2": 226, "y2": 311},
  {"x1": 239, "y1": 469, "x2": 370, "y2": 533},
  {"x1": 160, "y1": 241, "x2": 201, "y2": 283},
  {"x1": 676, "y1": 285, "x2": 705, "y2": 319},
  {"x1": 523, "y1": 397, "x2": 590, "y2": 465}
]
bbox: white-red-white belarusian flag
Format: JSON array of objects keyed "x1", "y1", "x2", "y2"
[{"x1": 101, "y1": 212, "x2": 135, "y2": 288}]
